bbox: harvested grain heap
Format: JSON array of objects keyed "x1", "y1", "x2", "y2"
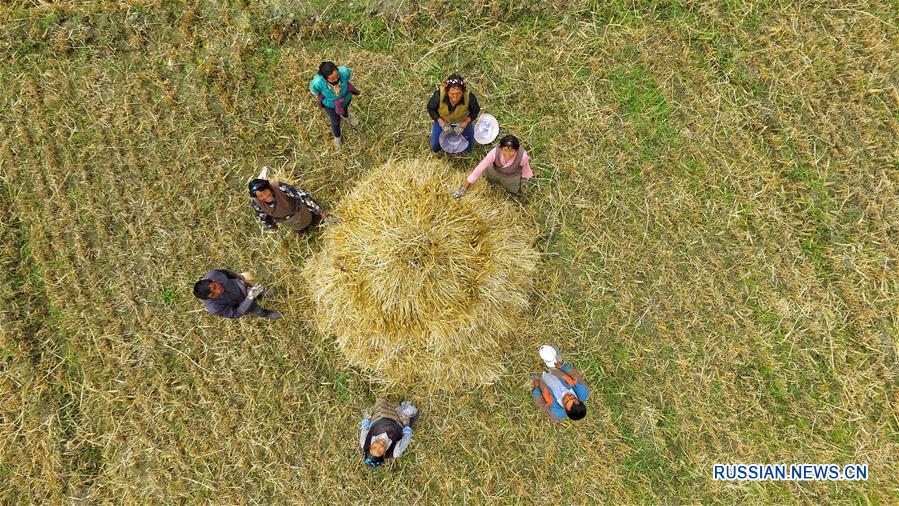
[{"x1": 305, "y1": 159, "x2": 539, "y2": 390}]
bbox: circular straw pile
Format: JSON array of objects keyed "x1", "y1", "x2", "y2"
[{"x1": 304, "y1": 158, "x2": 539, "y2": 391}]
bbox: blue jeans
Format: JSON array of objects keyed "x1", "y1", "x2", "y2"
[
  {"x1": 430, "y1": 120, "x2": 474, "y2": 153},
  {"x1": 323, "y1": 104, "x2": 349, "y2": 138}
]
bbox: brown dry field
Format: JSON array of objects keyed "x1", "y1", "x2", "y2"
[{"x1": 1, "y1": 0, "x2": 897, "y2": 503}]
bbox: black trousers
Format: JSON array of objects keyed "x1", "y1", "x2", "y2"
[
  {"x1": 245, "y1": 300, "x2": 273, "y2": 318},
  {"x1": 323, "y1": 104, "x2": 349, "y2": 138}
]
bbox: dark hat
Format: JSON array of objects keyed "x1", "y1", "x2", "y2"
[{"x1": 248, "y1": 178, "x2": 271, "y2": 196}]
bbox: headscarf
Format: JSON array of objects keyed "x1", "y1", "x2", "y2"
[
  {"x1": 248, "y1": 178, "x2": 271, "y2": 197},
  {"x1": 444, "y1": 75, "x2": 466, "y2": 91}
]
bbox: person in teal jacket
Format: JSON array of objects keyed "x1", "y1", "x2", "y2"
[{"x1": 309, "y1": 61, "x2": 361, "y2": 149}]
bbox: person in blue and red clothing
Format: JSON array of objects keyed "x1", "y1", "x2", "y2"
[
  {"x1": 426, "y1": 74, "x2": 480, "y2": 153},
  {"x1": 531, "y1": 345, "x2": 589, "y2": 422},
  {"x1": 309, "y1": 61, "x2": 361, "y2": 149}
]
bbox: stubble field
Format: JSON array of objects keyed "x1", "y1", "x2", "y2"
[{"x1": 1, "y1": 0, "x2": 897, "y2": 503}]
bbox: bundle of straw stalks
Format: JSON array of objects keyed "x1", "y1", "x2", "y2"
[{"x1": 305, "y1": 159, "x2": 539, "y2": 390}]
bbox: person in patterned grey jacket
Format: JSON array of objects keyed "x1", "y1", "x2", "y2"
[
  {"x1": 359, "y1": 399, "x2": 419, "y2": 468},
  {"x1": 248, "y1": 177, "x2": 337, "y2": 233}
]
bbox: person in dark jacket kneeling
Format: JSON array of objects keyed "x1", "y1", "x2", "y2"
[{"x1": 193, "y1": 269, "x2": 282, "y2": 320}]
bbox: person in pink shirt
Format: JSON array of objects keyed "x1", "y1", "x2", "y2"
[{"x1": 451, "y1": 135, "x2": 533, "y2": 197}]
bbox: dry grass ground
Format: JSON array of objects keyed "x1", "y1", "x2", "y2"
[{"x1": 1, "y1": 0, "x2": 897, "y2": 503}]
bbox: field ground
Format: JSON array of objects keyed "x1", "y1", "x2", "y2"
[{"x1": 1, "y1": 0, "x2": 897, "y2": 503}]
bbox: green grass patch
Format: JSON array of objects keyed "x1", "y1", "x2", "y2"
[{"x1": 608, "y1": 64, "x2": 678, "y2": 160}]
